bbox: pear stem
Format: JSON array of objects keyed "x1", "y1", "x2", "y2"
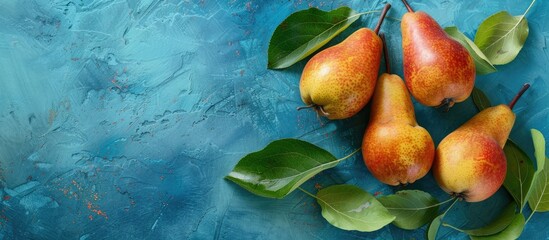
[
  {"x1": 317, "y1": 106, "x2": 330, "y2": 116},
  {"x1": 508, "y1": 83, "x2": 530, "y2": 110},
  {"x1": 443, "y1": 197, "x2": 460, "y2": 215},
  {"x1": 435, "y1": 98, "x2": 455, "y2": 112},
  {"x1": 373, "y1": 4, "x2": 391, "y2": 34},
  {"x1": 296, "y1": 104, "x2": 316, "y2": 111},
  {"x1": 380, "y1": 33, "x2": 391, "y2": 74},
  {"x1": 401, "y1": 0, "x2": 414, "y2": 13},
  {"x1": 297, "y1": 104, "x2": 330, "y2": 117}
]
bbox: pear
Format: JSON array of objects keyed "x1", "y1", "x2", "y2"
[
  {"x1": 433, "y1": 84, "x2": 530, "y2": 202},
  {"x1": 400, "y1": 0, "x2": 475, "y2": 110},
  {"x1": 298, "y1": 4, "x2": 391, "y2": 119},
  {"x1": 362, "y1": 34, "x2": 435, "y2": 186}
]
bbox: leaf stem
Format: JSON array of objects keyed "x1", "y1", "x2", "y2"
[
  {"x1": 443, "y1": 198, "x2": 459, "y2": 216},
  {"x1": 296, "y1": 147, "x2": 359, "y2": 199},
  {"x1": 336, "y1": 148, "x2": 361, "y2": 163},
  {"x1": 342, "y1": 10, "x2": 381, "y2": 23},
  {"x1": 432, "y1": 198, "x2": 459, "y2": 235},
  {"x1": 441, "y1": 222, "x2": 466, "y2": 233},
  {"x1": 525, "y1": 210, "x2": 535, "y2": 225},
  {"x1": 384, "y1": 197, "x2": 455, "y2": 211},
  {"x1": 298, "y1": 187, "x2": 318, "y2": 199},
  {"x1": 355, "y1": 10, "x2": 381, "y2": 16},
  {"x1": 523, "y1": 0, "x2": 537, "y2": 17},
  {"x1": 481, "y1": 0, "x2": 536, "y2": 53}
]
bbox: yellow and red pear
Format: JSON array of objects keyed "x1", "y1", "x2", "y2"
[
  {"x1": 400, "y1": 0, "x2": 475, "y2": 110},
  {"x1": 433, "y1": 84, "x2": 530, "y2": 202},
  {"x1": 362, "y1": 34, "x2": 435, "y2": 186},
  {"x1": 299, "y1": 4, "x2": 391, "y2": 119}
]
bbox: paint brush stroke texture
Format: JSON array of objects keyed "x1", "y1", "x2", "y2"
[{"x1": 0, "y1": 0, "x2": 548, "y2": 239}]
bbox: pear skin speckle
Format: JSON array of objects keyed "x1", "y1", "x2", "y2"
[
  {"x1": 433, "y1": 105, "x2": 514, "y2": 202},
  {"x1": 299, "y1": 28, "x2": 382, "y2": 119},
  {"x1": 434, "y1": 132, "x2": 507, "y2": 202},
  {"x1": 362, "y1": 74, "x2": 435, "y2": 186},
  {"x1": 401, "y1": 11, "x2": 475, "y2": 107}
]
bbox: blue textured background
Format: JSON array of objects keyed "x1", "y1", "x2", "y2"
[{"x1": 0, "y1": 0, "x2": 548, "y2": 239}]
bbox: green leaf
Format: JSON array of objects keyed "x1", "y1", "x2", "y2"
[
  {"x1": 267, "y1": 7, "x2": 361, "y2": 69},
  {"x1": 226, "y1": 139, "x2": 348, "y2": 199},
  {"x1": 378, "y1": 190, "x2": 439, "y2": 230},
  {"x1": 474, "y1": 11, "x2": 529, "y2": 65},
  {"x1": 316, "y1": 184, "x2": 395, "y2": 232},
  {"x1": 532, "y1": 129, "x2": 546, "y2": 167},
  {"x1": 470, "y1": 213, "x2": 525, "y2": 240},
  {"x1": 428, "y1": 214, "x2": 444, "y2": 240},
  {"x1": 527, "y1": 129, "x2": 549, "y2": 212},
  {"x1": 503, "y1": 140, "x2": 535, "y2": 209},
  {"x1": 461, "y1": 202, "x2": 517, "y2": 236},
  {"x1": 444, "y1": 27, "x2": 496, "y2": 75},
  {"x1": 471, "y1": 87, "x2": 492, "y2": 112}
]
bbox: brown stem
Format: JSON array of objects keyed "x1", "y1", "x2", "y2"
[
  {"x1": 297, "y1": 104, "x2": 330, "y2": 117},
  {"x1": 508, "y1": 83, "x2": 531, "y2": 110},
  {"x1": 451, "y1": 192, "x2": 466, "y2": 201},
  {"x1": 380, "y1": 33, "x2": 391, "y2": 74},
  {"x1": 435, "y1": 98, "x2": 455, "y2": 112},
  {"x1": 401, "y1": 0, "x2": 414, "y2": 12},
  {"x1": 297, "y1": 104, "x2": 316, "y2": 111},
  {"x1": 317, "y1": 106, "x2": 330, "y2": 116},
  {"x1": 373, "y1": 4, "x2": 391, "y2": 34}
]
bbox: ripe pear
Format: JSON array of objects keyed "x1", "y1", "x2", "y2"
[
  {"x1": 433, "y1": 84, "x2": 530, "y2": 202},
  {"x1": 299, "y1": 4, "x2": 391, "y2": 119},
  {"x1": 362, "y1": 34, "x2": 435, "y2": 186},
  {"x1": 400, "y1": 0, "x2": 475, "y2": 110}
]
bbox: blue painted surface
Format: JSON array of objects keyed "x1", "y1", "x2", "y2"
[{"x1": 0, "y1": 0, "x2": 548, "y2": 239}]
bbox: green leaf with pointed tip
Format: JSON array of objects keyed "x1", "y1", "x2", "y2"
[
  {"x1": 470, "y1": 213, "x2": 525, "y2": 240},
  {"x1": 226, "y1": 139, "x2": 342, "y2": 199},
  {"x1": 461, "y1": 202, "x2": 517, "y2": 236},
  {"x1": 444, "y1": 27, "x2": 496, "y2": 75},
  {"x1": 471, "y1": 87, "x2": 492, "y2": 112},
  {"x1": 267, "y1": 7, "x2": 361, "y2": 69},
  {"x1": 316, "y1": 184, "x2": 395, "y2": 232},
  {"x1": 428, "y1": 214, "x2": 445, "y2": 240},
  {"x1": 474, "y1": 11, "x2": 529, "y2": 65},
  {"x1": 531, "y1": 129, "x2": 546, "y2": 167},
  {"x1": 527, "y1": 129, "x2": 549, "y2": 212},
  {"x1": 378, "y1": 190, "x2": 439, "y2": 230},
  {"x1": 503, "y1": 140, "x2": 535, "y2": 209}
]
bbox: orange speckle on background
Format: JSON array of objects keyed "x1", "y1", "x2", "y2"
[
  {"x1": 87, "y1": 201, "x2": 108, "y2": 220},
  {"x1": 314, "y1": 183, "x2": 322, "y2": 190}
]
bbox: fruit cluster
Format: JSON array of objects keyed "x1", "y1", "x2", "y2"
[{"x1": 298, "y1": 0, "x2": 529, "y2": 202}]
